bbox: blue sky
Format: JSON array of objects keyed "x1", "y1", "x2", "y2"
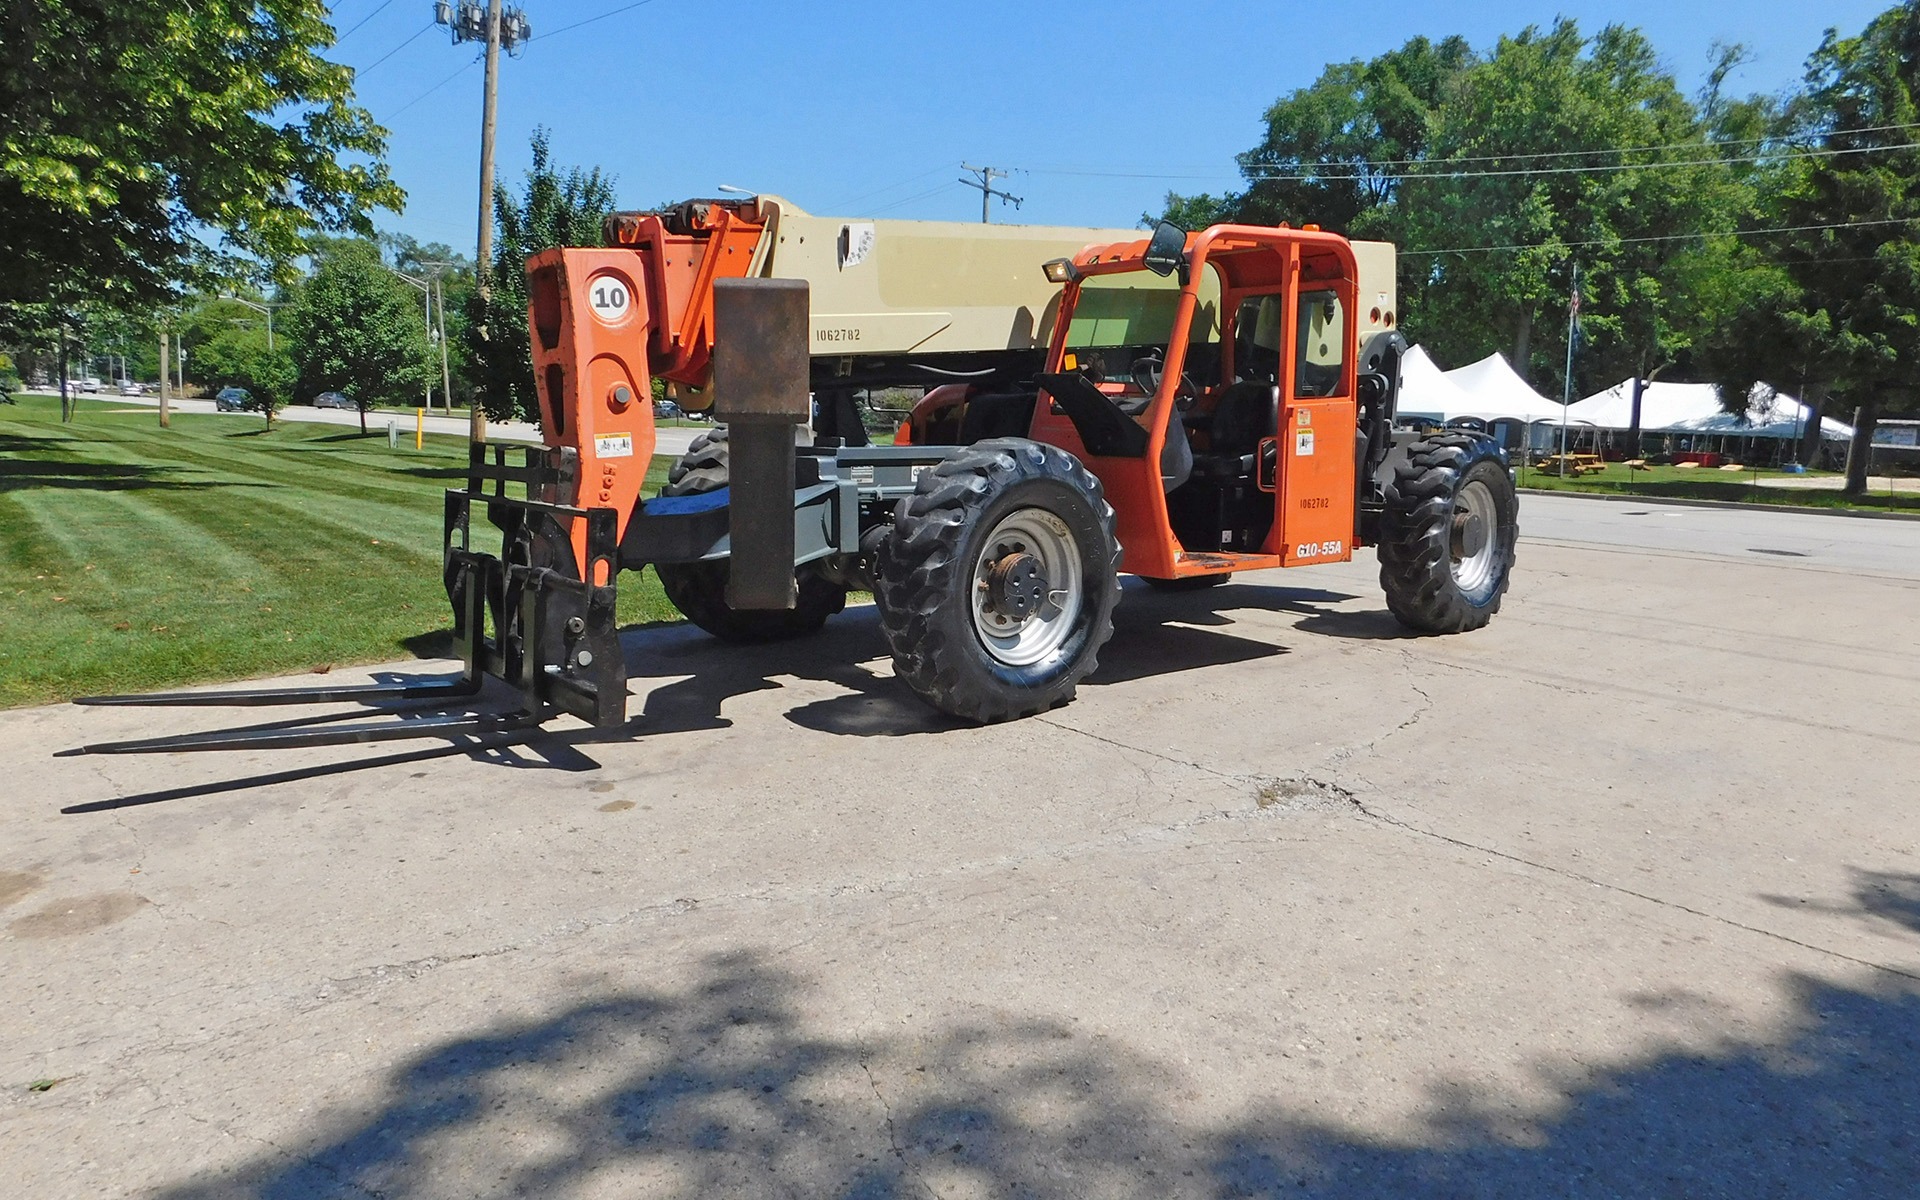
[{"x1": 333, "y1": 0, "x2": 1896, "y2": 253}]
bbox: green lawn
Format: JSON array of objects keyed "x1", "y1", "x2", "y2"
[
  {"x1": 1515, "y1": 461, "x2": 1920, "y2": 512},
  {"x1": 0, "y1": 395, "x2": 679, "y2": 709}
]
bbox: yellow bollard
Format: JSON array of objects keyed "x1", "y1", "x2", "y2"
[{"x1": 415, "y1": 408, "x2": 424, "y2": 450}]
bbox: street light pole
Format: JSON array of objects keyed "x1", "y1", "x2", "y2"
[
  {"x1": 421, "y1": 264, "x2": 456, "y2": 417},
  {"x1": 224, "y1": 296, "x2": 279, "y2": 351},
  {"x1": 387, "y1": 267, "x2": 436, "y2": 412}
]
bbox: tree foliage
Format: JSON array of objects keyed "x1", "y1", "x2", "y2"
[
  {"x1": 0, "y1": 0, "x2": 401, "y2": 312},
  {"x1": 282, "y1": 241, "x2": 435, "y2": 424},
  {"x1": 1160, "y1": 22, "x2": 1754, "y2": 397},
  {"x1": 1785, "y1": 7, "x2": 1920, "y2": 404},
  {"x1": 466, "y1": 130, "x2": 617, "y2": 424},
  {"x1": 1237, "y1": 36, "x2": 1475, "y2": 237},
  {"x1": 179, "y1": 296, "x2": 295, "y2": 418}
]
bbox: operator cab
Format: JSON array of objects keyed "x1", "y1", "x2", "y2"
[{"x1": 1023, "y1": 221, "x2": 1368, "y2": 581}]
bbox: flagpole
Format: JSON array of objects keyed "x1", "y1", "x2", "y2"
[{"x1": 1560, "y1": 262, "x2": 1578, "y2": 472}]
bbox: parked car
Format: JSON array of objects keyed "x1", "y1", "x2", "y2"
[
  {"x1": 78, "y1": 376, "x2": 103, "y2": 393},
  {"x1": 653, "y1": 400, "x2": 682, "y2": 419},
  {"x1": 214, "y1": 386, "x2": 252, "y2": 412},
  {"x1": 313, "y1": 391, "x2": 354, "y2": 410},
  {"x1": 119, "y1": 381, "x2": 144, "y2": 397}
]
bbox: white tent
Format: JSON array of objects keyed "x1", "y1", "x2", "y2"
[
  {"x1": 1397, "y1": 347, "x2": 1568, "y2": 423},
  {"x1": 1395, "y1": 345, "x2": 1484, "y2": 421},
  {"x1": 1567, "y1": 379, "x2": 1852, "y2": 441},
  {"x1": 1441, "y1": 353, "x2": 1566, "y2": 421}
]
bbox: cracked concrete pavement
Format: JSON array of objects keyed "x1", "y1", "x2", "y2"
[{"x1": 3, "y1": 494, "x2": 1918, "y2": 1197}]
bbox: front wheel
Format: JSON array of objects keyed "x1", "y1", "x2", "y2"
[
  {"x1": 1378, "y1": 433, "x2": 1518, "y2": 633},
  {"x1": 876, "y1": 439, "x2": 1120, "y2": 723}
]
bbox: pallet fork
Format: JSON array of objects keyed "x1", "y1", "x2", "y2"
[
  {"x1": 70, "y1": 278, "x2": 813, "y2": 757},
  {"x1": 74, "y1": 442, "x2": 629, "y2": 754}
]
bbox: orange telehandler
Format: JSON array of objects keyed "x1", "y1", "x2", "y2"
[{"x1": 76, "y1": 199, "x2": 1517, "y2": 751}]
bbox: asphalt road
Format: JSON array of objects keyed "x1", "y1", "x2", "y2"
[
  {"x1": 1523, "y1": 490, "x2": 1920, "y2": 577},
  {"x1": 4, "y1": 494, "x2": 1917, "y2": 1198}
]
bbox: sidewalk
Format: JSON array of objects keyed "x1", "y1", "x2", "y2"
[{"x1": 18, "y1": 388, "x2": 705, "y2": 457}]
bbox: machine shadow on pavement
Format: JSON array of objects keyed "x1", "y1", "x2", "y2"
[
  {"x1": 147, "y1": 942, "x2": 1920, "y2": 1199},
  {"x1": 628, "y1": 581, "x2": 1356, "y2": 738},
  {"x1": 62, "y1": 583, "x2": 1363, "y2": 811}
]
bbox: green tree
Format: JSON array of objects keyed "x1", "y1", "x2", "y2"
[
  {"x1": 180, "y1": 296, "x2": 295, "y2": 422},
  {"x1": 382, "y1": 231, "x2": 479, "y2": 408},
  {"x1": 1156, "y1": 37, "x2": 1474, "y2": 235},
  {"x1": 283, "y1": 241, "x2": 434, "y2": 433},
  {"x1": 1398, "y1": 22, "x2": 1742, "y2": 394},
  {"x1": 0, "y1": 0, "x2": 401, "y2": 313},
  {"x1": 467, "y1": 130, "x2": 618, "y2": 424},
  {"x1": 1778, "y1": 3, "x2": 1920, "y2": 491}
]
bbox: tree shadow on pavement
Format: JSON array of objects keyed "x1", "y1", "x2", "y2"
[
  {"x1": 150, "y1": 951, "x2": 1920, "y2": 1199},
  {"x1": 1762, "y1": 868, "x2": 1920, "y2": 943}
]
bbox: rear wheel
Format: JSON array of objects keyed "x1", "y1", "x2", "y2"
[
  {"x1": 656, "y1": 426, "x2": 848, "y2": 643},
  {"x1": 1378, "y1": 432, "x2": 1518, "y2": 632},
  {"x1": 877, "y1": 439, "x2": 1120, "y2": 722}
]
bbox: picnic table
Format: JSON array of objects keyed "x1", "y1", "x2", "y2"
[{"x1": 1533, "y1": 452, "x2": 1607, "y2": 476}]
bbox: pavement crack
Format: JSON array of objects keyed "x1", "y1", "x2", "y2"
[
  {"x1": 1324, "y1": 654, "x2": 1434, "y2": 766},
  {"x1": 858, "y1": 1053, "x2": 934, "y2": 1198},
  {"x1": 1032, "y1": 716, "x2": 1240, "y2": 782},
  {"x1": 1344, "y1": 794, "x2": 1920, "y2": 985}
]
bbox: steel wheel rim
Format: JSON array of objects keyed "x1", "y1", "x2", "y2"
[
  {"x1": 1451, "y1": 479, "x2": 1499, "y2": 595},
  {"x1": 970, "y1": 507, "x2": 1083, "y2": 667}
]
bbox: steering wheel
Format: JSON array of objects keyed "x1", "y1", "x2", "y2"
[{"x1": 1129, "y1": 352, "x2": 1198, "y2": 410}]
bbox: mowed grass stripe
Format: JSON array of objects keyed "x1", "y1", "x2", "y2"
[{"x1": 0, "y1": 397, "x2": 681, "y2": 708}]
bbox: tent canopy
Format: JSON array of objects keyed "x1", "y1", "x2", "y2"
[
  {"x1": 1397, "y1": 347, "x2": 1564, "y2": 422},
  {"x1": 1568, "y1": 380, "x2": 1852, "y2": 441},
  {"x1": 1393, "y1": 350, "x2": 1855, "y2": 441},
  {"x1": 1441, "y1": 353, "x2": 1566, "y2": 420}
]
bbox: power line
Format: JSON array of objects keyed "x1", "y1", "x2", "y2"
[
  {"x1": 532, "y1": 0, "x2": 660, "y2": 41},
  {"x1": 867, "y1": 182, "x2": 964, "y2": 217},
  {"x1": 388, "y1": 53, "x2": 482, "y2": 119},
  {"x1": 357, "y1": 21, "x2": 434, "y2": 75},
  {"x1": 1240, "y1": 141, "x2": 1920, "y2": 184},
  {"x1": 1402, "y1": 216, "x2": 1917, "y2": 257},
  {"x1": 827, "y1": 166, "x2": 954, "y2": 213},
  {"x1": 1028, "y1": 127, "x2": 1920, "y2": 185},
  {"x1": 1028, "y1": 121, "x2": 1920, "y2": 181},
  {"x1": 335, "y1": 0, "x2": 398, "y2": 43}
]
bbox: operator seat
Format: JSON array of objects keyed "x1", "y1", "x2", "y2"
[{"x1": 1188, "y1": 381, "x2": 1279, "y2": 482}]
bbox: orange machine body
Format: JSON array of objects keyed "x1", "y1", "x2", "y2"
[
  {"x1": 602, "y1": 203, "x2": 767, "y2": 388},
  {"x1": 525, "y1": 247, "x2": 661, "y2": 575},
  {"x1": 1029, "y1": 225, "x2": 1362, "y2": 581}
]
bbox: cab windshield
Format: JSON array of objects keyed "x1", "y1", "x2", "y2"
[{"x1": 1063, "y1": 265, "x2": 1221, "y2": 390}]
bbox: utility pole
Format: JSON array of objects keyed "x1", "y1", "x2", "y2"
[
  {"x1": 435, "y1": 0, "x2": 531, "y2": 439},
  {"x1": 959, "y1": 163, "x2": 1022, "y2": 224},
  {"x1": 158, "y1": 329, "x2": 170, "y2": 428},
  {"x1": 1560, "y1": 262, "x2": 1579, "y2": 471}
]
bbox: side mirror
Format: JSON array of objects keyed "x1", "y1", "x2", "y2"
[{"x1": 1143, "y1": 220, "x2": 1187, "y2": 278}]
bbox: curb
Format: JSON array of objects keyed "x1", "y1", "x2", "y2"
[{"x1": 1517, "y1": 486, "x2": 1920, "y2": 522}]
